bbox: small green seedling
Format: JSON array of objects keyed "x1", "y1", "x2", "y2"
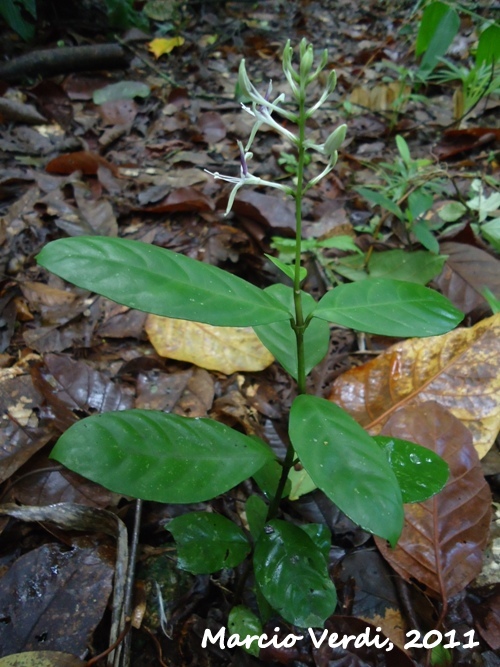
[{"x1": 37, "y1": 41, "x2": 462, "y2": 631}]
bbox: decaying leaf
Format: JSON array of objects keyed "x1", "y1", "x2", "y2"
[
  {"x1": 330, "y1": 314, "x2": 500, "y2": 458},
  {"x1": 145, "y1": 314, "x2": 274, "y2": 374},
  {"x1": 148, "y1": 36, "x2": 185, "y2": 59},
  {"x1": 375, "y1": 402, "x2": 492, "y2": 601}
]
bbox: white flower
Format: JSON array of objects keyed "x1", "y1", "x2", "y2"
[{"x1": 205, "y1": 141, "x2": 292, "y2": 215}]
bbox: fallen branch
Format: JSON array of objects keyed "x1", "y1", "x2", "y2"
[{"x1": 0, "y1": 43, "x2": 131, "y2": 82}]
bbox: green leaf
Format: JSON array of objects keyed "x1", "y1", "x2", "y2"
[
  {"x1": 416, "y1": 2, "x2": 454, "y2": 56},
  {"x1": 245, "y1": 495, "x2": 268, "y2": 539},
  {"x1": 50, "y1": 410, "x2": 273, "y2": 503},
  {"x1": 334, "y1": 250, "x2": 446, "y2": 285},
  {"x1": 254, "y1": 284, "x2": 330, "y2": 379},
  {"x1": 253, "y1": 519, "x2": 337, "y2": 627},
  {"x1": 315, "y1": 235, "x2": 363, "y2": 254},
  {"x1": 265, "y1": 254, "x2": 307, "y2": 283},
  {"x1": 481, "y1": 287, "x2": 500, "y2": 314},
  {"x1": 481, "y1": 218, "x2": 500, "y2": 253},
  {"x1": 412, "y1": 219, "x2": 440, "y2": 254},
  {"x1": 374, "y1": 436, "x2": 449, "y2": 503},
  {"x1": 408, "y1": 188, "x2": 433, "y2": 222},
  {"x1": 289, "y1": 395, "x2": 404, "y2": 546},
  {"x1": 287, "y1": 467, "x2": 317, "y2": 500},
  {"x1": 167, "y1": 512, "x2": 250, "y2": 574},
  {"x1": 299, "y1": 524, "x2": 331, "y2": 562},
  {"x1": 395, "y1": 135, "x2": 411, "y2": 166},
  {"x1": 356, "y1": 187, "x2": 403, "y2": 218},
  {"x1": 37, "y1": 237, "x2": 290, "y2": 327},
  {"x1": 438, "y1": 201, "x2": 467, "y2": 223},
  {"x1": 417, "y1": 4, "x2": 460, "y2": 76},
  {"x1": 312, "y1": 279, "x2": 463, "y2": 337},
  {"x1": 93, "y1": 81, "x2": 151, "y2": 104},
  {"x1": 252, "y1": 457, "x2": 290, "y2": 500},
  {"x1": 476, "y1": 24, "x2": 500, "y2": 66},
  {"x1": 228, "y1": 606, "x2": 263, "y2": 657},
  {"x1": 0, "y1": 0, "x2": 36, "y2": 41}
]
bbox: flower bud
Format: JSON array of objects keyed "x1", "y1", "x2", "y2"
[
  {"x1": 300, "y1": 42, "x2": 315, "y2": 79},
  {"x1": 324, "y1": 124, "x2": 347, "y2": 156},
  {"x1": 325, "y1": 69, "x2": 337, "y2": 94},
  {"x1": 238, "y1": 59, "x2": 255, "y2": 100},
  {"x1": 282, "y1": 39, "x2": 300, "y2": 83}
]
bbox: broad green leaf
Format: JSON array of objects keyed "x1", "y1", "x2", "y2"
[
  {"x1": 356, "y1": 187, "x2": 403, "y2": 218},
  {"x1": 254, "y1": 284, "x2": 330, "y2": 379},
  {"x1": 315, "y1": 235, "x2": 363, "y2": 254},
  {"x1": 482, "y1": 287, "x2": 500, "y2": 314},
  {"x1": 245, "y1": 495, "x2": 268, "y2": 539},
  {"x1": 254, "y1": 519, "x2": 337, "y2": 627},
  {"x1": 476, "y1": 24, "x2": 500, "y2": 66},
  {"x1": 416, "y1": 2, "x2": 455, "y2": 56},
  {"x1": 312, "y1": 279, "x2": 463, "y2": 337},
  {"x1": 289, "y1": 395, "x2": 404, "y2": 546},
  {"x1": 252, "y1": 457, "x2": 290, "y2": 500},
  {"x1": 334, "y1": 250, "x2": 446, "y2": 285},
  {"x1": 50, "y1": 410, "x2": 273, "y2": 503},
  {"x1": 37, "y1": 237, "x2": 290, "y2": 327},
  {"x1": 167, "y1": 512, "x2": 250, "y2": 574},
  {"x1": 417, "y1": 5, "x2": 460, "y2": 76},
  {"x1": 0, "y1": 0, "x2": 36, "y2": 41},
  {"x1": 93, "y1": 81, "x2": 150, "y2": 104},
  {"x1": 438, "y1": 201, "x2": 467, "y2": 222},
  {"x1": 374, "y1": 436, "x2": 449, "y2": 503},
  {"x1": 300, "y1": 524, "x2": 331, "y2": 562},
  {"x1": 228, "y1": 606, "x2": 263, "y2": 657},
  {"x1": 265, "y1": 254, "x2": 307, "y2": 283},
  {"x1": 412, "y1": 219, "x2": 440, "y2": 254}
]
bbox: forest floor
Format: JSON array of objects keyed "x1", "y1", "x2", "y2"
[{"x1": 0, "y1": 1, "x2": 499, "y2": 666}]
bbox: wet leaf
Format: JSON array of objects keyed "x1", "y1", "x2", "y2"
[
  {"x1": 148, "y1": 36, "x2": 185, "y2": 59},
  {"x1": 146, "y1": 314, "x2": 273, "y2": 374},
  {"x1": 375, "y1": 402, "x2": 492, "y2": 601},
  {"x1": 228, "y1": 606, "x2": 262, "y2": 657},
  {"x1": 167, "y1": 512, "x2": 250, "y2": 574},
  {"x1": 330, "y1": 314, "x2": 500, "y2": 458},
  {"x1": 290, "y1": 395, "x2": 404, "y2": 546},
  {"x1": 0, "y1": 543, "x2": 113, "y2": 657},
  {"x1": 50, "y1": 410, "x2": 274, "y2": 503},
  {"x1": 254, "y1": 519, "x2": 337, "y2": 628}
]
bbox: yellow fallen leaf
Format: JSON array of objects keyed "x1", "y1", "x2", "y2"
[
  {"x1": 148, "y1": 36, "x2": 185, "y2": 59},
  {"x1": 330, "y1": 314, "x2": 500, "y2": 458},
  {"x1": 145, "y1": 315, "x2": 274, "y2": 374}
]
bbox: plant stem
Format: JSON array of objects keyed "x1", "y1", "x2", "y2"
[{"x1": 266, "y1": 87, "x2": 308, "y2": 521}]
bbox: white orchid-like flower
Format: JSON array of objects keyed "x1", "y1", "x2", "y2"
[{"x1": 205, "y1": 141, "x2": 292, "y2": 215}]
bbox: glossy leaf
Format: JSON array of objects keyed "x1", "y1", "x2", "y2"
[
  {"x1": 253, "y1": 519, "x2": 337, "y2": 628},
  {"x1": 375, "y1": 402, "x2": 492, "y2": 600},
  {"x1": 252, "y1": 457, "x2": 291, "y2": 500},
  {"x1": 245, "y1": 495, "x2": 268, "y2": 539},
  {"x1": 312, "y1": 279, "x2": 463, "y2": 337},
  {"x1": 300, "y1": 523, "x2": 331, "y2": 562},
  {"x1": 330, "y1": 313, "x2": 500, "y2": 458},
  {"x1": 50, "y1": 410, "x2": 273, "y2": 503},
  {"x1": 167, "y1": 512, "x2": 250, "y2": 574},
  {"x1": 374, "y1": 436, "x2": 449, "y2": 503},
  {"x1": 476, "y1": 24, "x2": 500, "y2": 66},
  {"x1": 228, "y1": 606, "x2": 263, "y2": 657},
  {"x1": 37, "y1": 237, "x2": 291, "y2": 327},
  {"x1": 254, "y1": 284, "x2": 330, "y2": 379},
  {"x1": 265, "y1": 253, "x2": 307, "y2": 283},
  {"x1": 289, "y1": 395, "x2": 404, "y2": 546}
]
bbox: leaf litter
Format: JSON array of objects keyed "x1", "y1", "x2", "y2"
[{"x1": 0, "y1": 0, "x2": 499, "y2": 665}]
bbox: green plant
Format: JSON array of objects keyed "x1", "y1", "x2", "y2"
[
  {"x1": 0, "y1": 0, "x2": 36, "y2": 40},
  {"x1": 37, "y1": 41, "x2": 463, "y2": 633},
  {"x1": 356, "y1": 135, "x2": 447, "y2": 253}
]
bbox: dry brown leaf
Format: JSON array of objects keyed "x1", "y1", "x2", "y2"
[
  {"x1": 375, "y1": 402, "x2": 492, "y2": 602},
  {"x1": 329, "y1": 314, "x2": 500, "y2": 458},
  {"x1": 145, "y1": 315, "x2": 274, "y2": 374}
]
